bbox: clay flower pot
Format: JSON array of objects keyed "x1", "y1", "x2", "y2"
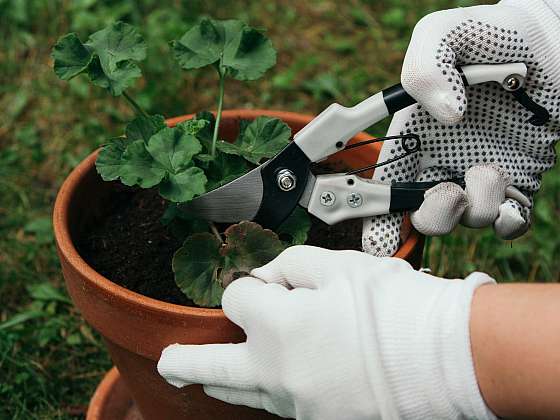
[{"x1": 53, "y1": 110, "x2": 424, "y2": 420}]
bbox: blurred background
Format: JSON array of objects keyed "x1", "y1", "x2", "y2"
[{"x1": 1, "y1": 0, "x2": 558, "y2": 418}]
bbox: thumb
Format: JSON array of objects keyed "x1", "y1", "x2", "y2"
[
  {"x1": 402, "y1": 7, "x2": 472, "y2": 124},
  {"x1": 410, "y1": 182, "x2": 468, "y2": 236},
  {"x1": 251, "y1": 245, "x2": 329, "y2": 289}
]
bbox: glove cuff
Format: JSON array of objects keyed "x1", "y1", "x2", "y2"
[{"x1": 378, "y1": 272, "x2": 497, "y2": 419}]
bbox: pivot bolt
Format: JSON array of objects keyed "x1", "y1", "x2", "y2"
[
  {"x1": 320, "y1": 191, "x2": 336, "y2": 207},
  {"x1": 503, "y1": 74, "x2": 523, "y2": 91},
  {"x1": 277, "y1": 169, "x2": 297, "y2": 191},
  {"x1": 347, "y1": 192, "x2": 363, "y2": 208}
]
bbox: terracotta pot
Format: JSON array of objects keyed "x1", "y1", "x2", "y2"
[{"x1": 53, "y1": 110, "x2": 424, "y2": 420}]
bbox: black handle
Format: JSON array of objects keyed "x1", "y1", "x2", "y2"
[
  {"x1": 383, "y1": 84, "x2": 416, "y2": 115},
  {"x1": 389, "y1": 178, "x2": 465, "y2": 213}
]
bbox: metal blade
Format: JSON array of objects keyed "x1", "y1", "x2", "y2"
[
  {"x1": 179, "y1": 166, "x2": 264, "y2": 223},
  {"x1": 298, "y1": 173, "x2": 316, "y2": 209}
]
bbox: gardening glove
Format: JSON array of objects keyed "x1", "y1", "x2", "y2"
[
  {"x1": 158, "y1": 245, "x2": 497, "y2": 420},
  {"x1": 363, "y1": 0, "x2": 560, "y2": 257}
]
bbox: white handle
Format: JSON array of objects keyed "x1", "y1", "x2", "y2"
[
  {"x1": 461, "y1": 62, "x2": 526, "y2": 86},
  {"x1": 294, "y1": 62, "x2": 528, "y2": 163},
  {"x1": 306, "y1": 174, "x2": 391, "y2": 225},
  {"x1": 294, "y1": 92, "x2": 389, "y2": 163}
]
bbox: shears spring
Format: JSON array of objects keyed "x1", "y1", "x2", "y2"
[{"x1": 344, "y1": 133, "x2": 421, "y2": 176}]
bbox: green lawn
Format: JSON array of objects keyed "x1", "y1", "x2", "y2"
[{"x1": 1, "y1": 0, "x2": 558, "y2": 418}]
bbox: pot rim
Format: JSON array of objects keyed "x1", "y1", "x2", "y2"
[{"x1": 53, "y1": 109, "x2": 421, "y2": 319}]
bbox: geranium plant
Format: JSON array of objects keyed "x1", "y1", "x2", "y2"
[{"x1": 52, "y1": 19, "x2": 311, "y2": 307}]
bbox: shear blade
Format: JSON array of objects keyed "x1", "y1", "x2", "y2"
[{"x1": 179, "y1": 165, "x2": 264, "y2": 223}]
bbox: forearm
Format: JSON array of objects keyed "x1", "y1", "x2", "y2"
[{"x1": 471, "y1": 284, "x2": 560, "y2": 419}]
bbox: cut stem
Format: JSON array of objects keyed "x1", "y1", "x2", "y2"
[
  {"x1": 123, "y1": 91, "x2": 149, "y2": 118},
  {"x1": 209, "y1": 222, "x2": 223, "y2": 244},
  {"x1": 211, "y1": 72, "x2": 226, "y2": 157}
]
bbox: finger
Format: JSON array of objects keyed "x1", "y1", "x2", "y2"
[
  {"x1": 494, "y1": 198, "x2": 531, "y2": 240},
  {"x1": 505, "y1": 186, "x2": 532, "y2": 208},
  {"x1": 203, "y1": 386, "x2": 264, "y2": 410},
  {"x1": 221, "y1": 276, "x2": 288, "y2": 330},
  {"x1": 410, "y1": 182, "x2": 468, "y2": 236},
  {"x1": 461, "y1": 164, "x2": 510, "y2": 228},
  {"x1": 362, "y1": 213, "x2": 405, "y2": 257},
  {"x1": 401, "y1": 5, "x2": 524, "y2": 124},
  {"x1": 402, "y1": 7, "x2": 471, "y2": 124},
  {"x1": 157, "y1": 342, "x2": 255, "y2": 390},
  {"x1": 251, "y1": 245, "x2": 333, "y2": 289}
]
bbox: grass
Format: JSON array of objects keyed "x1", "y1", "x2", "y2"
[{"x1": 0, "y1": 0, "x2": 558, "y2": 418}]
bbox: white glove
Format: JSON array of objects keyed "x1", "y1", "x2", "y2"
[
  {"x1": 363, "y1": 0, "x2": 560, "y2": 256},
  {"x1": 158, "y1": 246, "x2": 496, "y2": 420}
]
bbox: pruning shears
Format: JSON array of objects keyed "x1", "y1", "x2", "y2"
[{"x1": 180, "y1": 62, "x2": 549, "y2": 229}]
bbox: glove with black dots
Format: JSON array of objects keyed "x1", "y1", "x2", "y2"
[{"x1": 362, "y1": 0, "x2": 560, "y2": 257}]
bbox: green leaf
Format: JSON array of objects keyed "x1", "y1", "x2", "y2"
[
  {"x1": 26, "y1": 283, "x2": 70, "y2": 304},
  {"x1": 205, "y1": 152, "x2": 249, "y2": 191},
  {"x1": 195, "y1": 154, "x2": 215, "y2": 163},
  {"x1": 146, "y1": 127, "x2": 202, "y2": 173},
  {"x1": 159, "y1": 167, "x2": 207, "y2": 202},
  {"x1": 221, "y1": 221, "x2": 286, "y2": 287},
  {"x1": 52, "y1": 22, "x2": 147, "y2": 96},
  {"x1": 302, "y1": 73, "x2": 342, "y2": 100},
  {"x1": 145, "y1": 127, "x2": 207, "y2": 202},
  {"x1": 86, "y1": 21, "x2": 147, "y2": 64},
  {"x1": 172, "y1": 233, "x2": 224, "y2": 307},
  {"x1": 171, "y1": 19, "x2": 224, "y2": 70},
  {"x1": 95, "y1": 137, "x2": 131, "y2": 181},
  {"x1": 97, "y1": 126, "x2": 207, "y2": 201},
  {"x1": 217, "y1": 116, "x2": 291, "y2": 164},
  {"x1": 87, "y1": 55, "x2": 142, "y2": 96},
  {"x1": 177, "y1": 118, "x2": 208, "y2": 136},
  {"x1": 161, "y1": 204, "x2": 208, "y2": 240},
  {"x1": 119, "y1": 140, "x2": 166, "y2": 188},
  {"x1": 220, "y1": 20, "x2": 277, "y2": 81},
  {"x1": 172, "y1": 222, "x2": 288, "y2": 307},
  {"x1": 172, "y1": 18, "x2": 276, "y2": 81},
  {"x1": 193, "y1": 111, "x2": 216, "y2": 152},
  {"x1": 277, "y1": 207, "x2": 312, "y2": 245},
  {"x1": 24, "y1": 217, "x2": 53, "y2": 244},
  {"x1": 51, "y1": 33, "x2": 93, "y2": 80},
  {"x1": 85, "y1": 21, "x2": 147, "y2": 95},
  {"x1": 0, "y1": 310, "x2": 45, "y2": 331},
  {"x1": 126, "y1": 114, "x2": 166, "y2": 143}
]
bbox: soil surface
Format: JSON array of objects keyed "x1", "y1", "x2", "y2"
[{"x1": 79, "y1": 187, "x2": 362, "y2": 306}]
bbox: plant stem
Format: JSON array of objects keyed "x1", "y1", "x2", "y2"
[
  {"x1": 211, "y1": 73, "x2": 225, "y2": 157},
  {"x1": 423, "y1": 236, "x2": 432, "y2": 269},
  {"x1": 122, "y1": 91, "x2": 149, "y2": 118},
  {"x1": 209, "y1": 222, "x2": 223, "y2": 244}
]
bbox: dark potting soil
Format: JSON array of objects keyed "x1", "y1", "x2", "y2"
[{"x1": 78, "y1": 187, "x2": 362, "y2": 306}]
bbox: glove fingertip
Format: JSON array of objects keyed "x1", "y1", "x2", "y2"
[
  {"x1": 411, "y1": 182, "x2": 467, "y2": 236},
  {"x1": 420, "y1": 90, "x2": 466, "y2": 125},
  {"x1": 494, "y1": 201, "x2": 530, "y2": 240},
  {"x1": 157, "y1": 343, "x2": 193, "y2": 388}
]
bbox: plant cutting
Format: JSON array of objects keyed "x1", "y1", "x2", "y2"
[
  {"x1": 52, "y1": 19, "x2": 314, "y2": 308},
  {"x1": 51, "y1": 18, "x2": 425, "y2": 420}
]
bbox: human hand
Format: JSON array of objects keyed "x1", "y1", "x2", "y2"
[
  {"x1": 158, "y1": 246, "x2": 496, "y2": 420},
  {"x1": 363, "y1": 0, "x2": 560, "y2": 256}
]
